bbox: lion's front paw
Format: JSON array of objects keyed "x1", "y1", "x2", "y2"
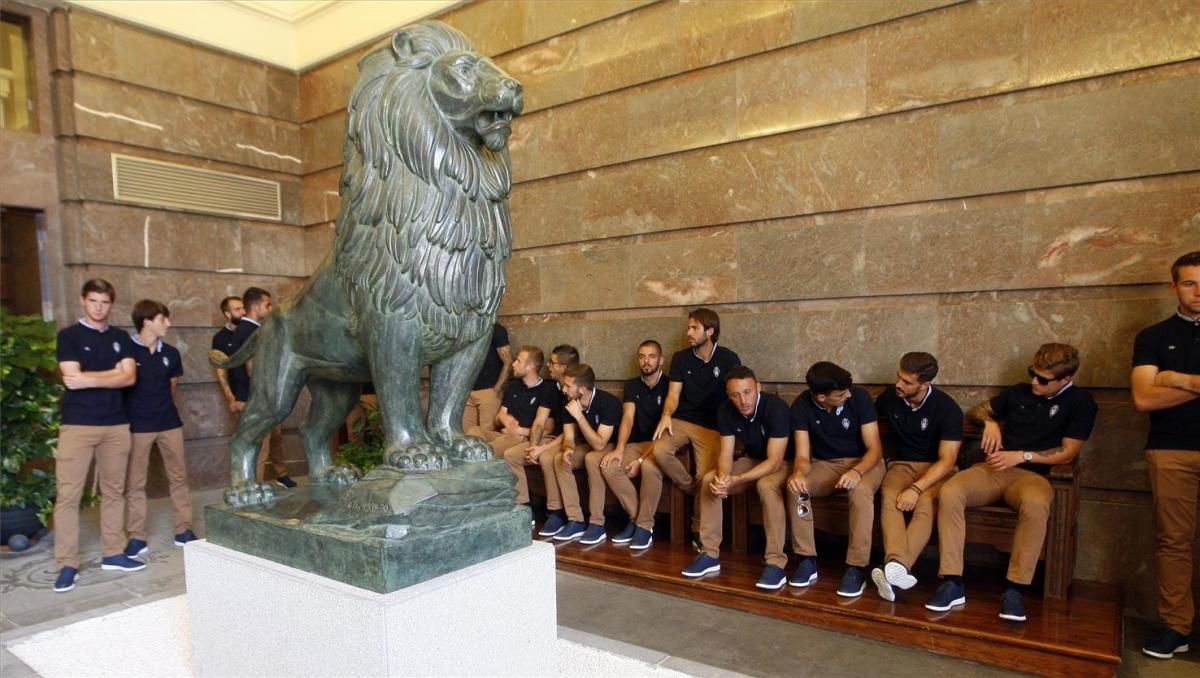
[
  {"x1": 224, "y1": 482, "x2": 278, "y2": 507},
  {"x1": 312, "y1": 464, "x2": 361, "y2": 486},
  {"x1": 448, "y1": 435, "x2": 493, "y2": 463},
  {"x1": 387, "y1": 441, "x2": 449, "y2": 471}
]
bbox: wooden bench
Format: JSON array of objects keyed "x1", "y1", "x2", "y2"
[{"x1": 731, "y1": 423, "x2": 1081, "y2": 600}]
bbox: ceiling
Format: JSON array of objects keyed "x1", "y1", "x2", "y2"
[{"x1": 68, "y1": 0, "x2": 462, "y2": 70}]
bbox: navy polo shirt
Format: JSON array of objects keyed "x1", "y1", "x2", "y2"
[
  {"x1": 1132, "y1": 312, "x2": 1200, "y2": 450},
  {"x1": 875, "y1": 387, "x2": 964, "y2": 463},
  {"x1": 125, "y1": 338, "x2": 184, "y2": 433},
  {"x1": 226, "y1": 318, "x2": 261, "y2": 402},
  {"x1": 717, "y1": 392, "x2": 794, "y2": 461},
  {"x1": 565, "y1": 388, "x2": 623, "y2": 449},
  {"x1": 668, "y1": 344, "x2": 741, "y2": 429},
  {"x1": 56, "y1": 322, "x2": 135, "y2": 426},
  {"x1": 502, "y1": 378, "x2": 558, "y2": 429},
  {"x1": 989, "y1": 382, "x2": 1098, "y2": 475},
  {"x1": 623, "y1": 373, "x2": 668, "y2": 443},
  {"x1": 472, "y1": 323, "x2": 510, "y2": 391},
  {"x1": 790, "y1": 386, "x2": 878, "y2": 461}
]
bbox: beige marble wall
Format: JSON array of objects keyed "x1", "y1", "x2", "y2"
[{"x1": 294, "y1": 0, "x2": 1199, "y2": 619}]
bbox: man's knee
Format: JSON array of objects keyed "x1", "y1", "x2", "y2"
[{"x1": 756, "y1": 474, "x2": 783, "y2": 497}]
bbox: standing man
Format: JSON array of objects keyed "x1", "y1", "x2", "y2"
[
  {"x1": 930, "y1": 343, "x2": 1097, "y2": 623},
  {"x1": 600, "y1": 340, "x2": 669, "y2": 550},
  {"x1": 228, "y1": 287, "x2": 294, "y2": 489},
  {"x1": 527, "y1": 344, "x2": 580, "y2": 537},
  {"x1": 652, "y1": 308, "x2": 740, "y2": 545},
  {"x1": 552, "y1": 364, "x2": 623, "y2": 543},
  {"x1": 52, "y1": 279, "x2": 144, "y2": 593},
  {"x1": 122, "y1": 300, "x2": 196, "y2": 561},
  {"x1": 1132, "y1": 251, "x2": 1200, "y2": 660},
  {"x1": 683, "y1": 366, "x2": 794, "y2": 590},
  {"x1": 211, "y1": 295, "x2": 244, "y2": 413},
  {"x1": 869, "y1": 352, "x2": 963, "y2": 602},
  {"x1": 787, "y1": 361, "x2": 885, "y2": 597},
  {"x1": 462, "y1": 322, "x2": 512, "y2": 433}
]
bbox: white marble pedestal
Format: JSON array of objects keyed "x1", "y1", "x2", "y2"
[{"x1": 185, "y1": 539, "x2": 557, "y2": 677}]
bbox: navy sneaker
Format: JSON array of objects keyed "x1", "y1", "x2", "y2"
[
  {"x1": 173, "y1": 529, "x2": 198, "y2": 547},
  {"x1": 538, "y1": 513, "x2": 566, "y2": 537},
  {"x1": 925, "y1": 579, "x2": 967, "y2": 612},
  {"x1": 612, "y1": 522, "x2": 636, "y2": 544},
  {"x1": 756, "y1": 565, "x2": 787, "y2": 590},
  {"x1": 53, "y1": 566, "x2": 78, "y2": 593},
  {"x1": 629, "y1": 527, "x2": 654, "y2": 550},
  {"x1": 681, "y1": 553, "x2": 720, "y2": 578},
  {"x1": 884, "y1": 560, "x2": 917, "y2": 590},
  {"x1": 838, "y1": 566, "x2": 866, "y2": 598},
  {"x1": 870, "y1": 567, "x2": 895, "y2": 602},
  {"x1": 999, "y1": 588, "x2": 1027, "y2": 622},
  {"x1": 789, "y1": 557, "x2": 819, "y2": 587},
  {"x1": 580, "y1": 524, "x2": 607, "y2": 545},
  {"x1": 275, "y1": 475, "x2": 298, "y2": 489},
  {"x1": 124, "y1": 538, "x2": 149, "y2": 557},
  {"x1": 554, "y1": 520, "x2": 587, "y2": 541},
  {"x1": 100, "y1": 554, "x2": 146, "y2": 572},
  {"x1": 1143, "y1": 628, "x2": 1190, "y2": 659}
]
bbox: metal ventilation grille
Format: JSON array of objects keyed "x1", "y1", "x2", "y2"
[{"x1": 111, "y1": 154, "x2": 281, "y2": 221}]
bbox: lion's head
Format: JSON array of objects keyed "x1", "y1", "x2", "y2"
[{"x1": 333, "y1": 22, "x2": 522, "y2": 347}]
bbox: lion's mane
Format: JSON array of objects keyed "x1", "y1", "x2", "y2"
[{"x1": 334, "y1": 22, "x2": 512, "y2": 347}]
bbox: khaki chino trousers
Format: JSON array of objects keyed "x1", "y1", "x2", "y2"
[
  {"x1": 787, "y1": 457, "x2": 885, "y2": 567},
  {"x1": 879, "y1": 461, "x2": 955, "y2": 570},
  {"x1": 599, "y1": 441, "x2": 663, "y2": 531},
  {"x1": 1146, "y1": 449, "x2": 1200, "y2": 635},
  {"x1": 126, "y1": 427, "x2": 193, "y2": 538},
  {"x1": 54, "y1": 424, "x2": 131, "y2": 568}
]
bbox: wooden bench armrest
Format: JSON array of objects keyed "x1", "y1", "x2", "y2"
[{"x1": 1048, "y1": 459, "x2": 1077, "y2": 482}]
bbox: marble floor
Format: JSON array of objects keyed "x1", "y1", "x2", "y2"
[{"x1": 1, "y1": 483, "x2": 1195, "y2": 677}]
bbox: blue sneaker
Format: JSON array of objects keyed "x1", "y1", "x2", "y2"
[
  {"x1": 1143, "y1": 628, "x2": 1190, "y2": 659},
  {"x1": 756, "y1": 565, "x2": 787, "y2": 590},
  {"x1": 580, "y1": 524, "x2": 607, "y2": 545},
  {"x1": 925, "y1": 579, "x2": 967, "y2": 612},
  {"x1": 554, "y1": 521, "x2": 587, "y2": 541},
  {"x1": 538, "y1": 513, "x2": 566, "y2": 537},
  {"x1": 124, "y1": 538, "x2": 148, "y2": 557},
  {"x1": 629, "y1": 527, "x2": 654, "y2": 550},
  {"x1": 999, "y1": 589, "x2": 1027, "y2": 622},
  {"x1": 100, "y1": 554, "x2": 146, "y2": 572},
  {"x1": 838, "y1": 566, "x2": 866, "y2": 597},
  {"x1": 275, "y1": 475, "x2": 298, "y2": 489},
  {"x1": 789, "y1": 557, "x2": 818, "y2": 587},
  {"x1": 173, "y1": 529, "x2": 198, "y2": 547},
  {"x1": 53, "y1": 566, "x2": 78, "y2": 593},
  {"x1": 681, "y1": 553, "x2": 720, "y2": 578},
  {"x1": 612, "y1": 522, "x2": 636, "y2": 544}
]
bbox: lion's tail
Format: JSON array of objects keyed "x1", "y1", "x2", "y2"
[{"x1": 208, "y1": 331, "x2": 259, "y2": 369}]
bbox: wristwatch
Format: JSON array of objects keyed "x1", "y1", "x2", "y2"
[{"x1": 1022, "y1": 451, "x2": 1033, "y2": 463}]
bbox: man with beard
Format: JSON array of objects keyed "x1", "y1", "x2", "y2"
[
  {"x1": 599, "y1": 340, "x2": 669, "y2": 550},
  {"x1": 869, "y1": 352, "x2": 963, "y2": 602},
  {"x1": 211, "y1": 295, "x2": 244, "y2": 415},
  {"x1": 652, "y1": 308, "x2": 741, "y2": 546},
  {"x1": 462, "y1": 323, "x2": 512, "y2": 432},
  {"x1": 551, "y1": 364, "x2": 623, "y2": 543}
]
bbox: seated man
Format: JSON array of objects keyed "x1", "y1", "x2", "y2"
[
  {"x1": 526, "y1": 344, "x2": 580, "y2": 537},
  {"x1": 928, "y1": 343, "x2": 1097, "y2": 623},
  {"x1": 682, "y1": 366, "x2": 793, "y2": 590},
  {"x1": 461, "y1": 322, "x2": 512, "y2": 433},
  {"x1": 787, "y1": 361, "x2": 885, "y2": 597},
  {"x1": 551, "y1": 364, "x2": 622, "y2": 543},
  {"x1": 869, "y1": 352, "x2": 963, "y2": 602},
  {"x1": 599, "y1": 340, "x2": 669, "y2": 550},
  {"x1": 469, "y1": 346, "x2": 558, "y2": 510}
]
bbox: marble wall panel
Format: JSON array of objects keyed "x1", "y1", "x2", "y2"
[
  {"x1": 69, "y1": 74, "x2": 304, "y2": 175},
  {"x1": 519, "y1": 0, "x2": 654, "y2": 51},
  {"x1": 301, "y1": 167, "x2": 342, "y2": 226},
  {"x1": 625, "y1": 67, "x2": 738, "y2": 160},
  {"x1": 676, "y1": 0, "x2": 796, "y2": 71},
  {"x1": 496, "y1": 34, "x2": 588, "y2": 115},
  {"x1": 1080, "y1": 399, "x2": 1152, "y2": 493},
  {"x1": 533, "y1": 245, "x2": 634, "y2": 312},
  {"x1": 792, "y1": 0, "x2": 962, "y2": 44},
  {"x1": 303, "y1": 111, "x2": 347, "y2": 173},
  {"x1": 299, "y1": 49, "x2": 368, "y2": 123},
  {"x1": 304, "y1": 223, "x2": 336, "y2": 275},
  {"x1": 630, "y1": 228, "x2": 738, "y2": 308},
  {"x1": 240, "y1": 222, "x2": 310, "y2": 277},
  {"x1": 499, "y1": 253, "x2": 542, "y2": 314},
  {"x1": 676, "y1": 134, "x2": 804, "y2": 227},
  {"x1": 509, "y1": 95, "x2": 630, "y2": 183},
  {"x1": 266, "y1": 68, "x2": 301, "y2": 124},
  {"x1": 509, "y1": 172, "x2": 586, "y2": 248},
  {"x1": 170, "y1": 327, "x2": 224, "y2": 385},
  {"x1": 570, "y1": 1, "x2": 681, "y2": 98},
  {"x1": 64, "y1": 202, "x2": 243, "y2": 273},
  {"x1": 176, "y1": 379, "x2": 311, "y2": 441},
  {"x1": 736, "y1": 216, "x2": 868, "y2": 302}
]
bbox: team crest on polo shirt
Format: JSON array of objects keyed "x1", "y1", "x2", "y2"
[
  {"x1": 657, "y1": 395, "x2": 662, "y2": 405},
  {"x1": 112, "y1": 341, "x2": 121, "y2": 353},
  {"x1": 713, "y1": 366, "x2": 720, "y2": 378},
  {"x1": 1049, "y1": 404, "x2": 1060, "y2": 418},
  {"x1": 162, "y1": 355, "x2": 170, "y2": 367},
  {"x1": 529, "y1": 396, "x2": 537, "y2": 405},
  {"x1": 841, "y1": 417, "x2": 850, "y2": 429},
  {"x1": 920, "y1": 417, "x2": 929, "y2": 431}
]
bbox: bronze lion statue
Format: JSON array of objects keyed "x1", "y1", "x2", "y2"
[{"x1": 211, "y1": 22, "x2": 523, "y2": 506}]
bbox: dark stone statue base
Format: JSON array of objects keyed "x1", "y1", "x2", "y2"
[{"x1": 205, "y1": 460, "x2": 531, "y2": 594}]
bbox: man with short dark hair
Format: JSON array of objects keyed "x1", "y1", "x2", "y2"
[
  {"x1": 227, "y1": 287, "x2": 293, "y2": 488},
  {"x1": 1131, "y1": 250, "x2": 1200, "y2": 660},
  {"x1": 787, "y1": 361, "x2": 884, "y2": 598},
  {"x1": 683, "y1": 366, "x2": 793, "y2": 590},
  {"x1": 599, "y1": 340, "x2": 668, "y2": 550},
  {"x1": 651, "y1": 308, "x2": 740, "y2": 544},
  {"x1": 552, "y1": 364, "x2": 623, "y2": 543},
  {"x1": 52, "y1": 279, "x2": 143, "y2": 592},
  {"x1": 462, "y1": 322, "x2": 512, "y2": 432},
  {"x1": 869, "y1": 352, "x2": 963, "y2": 602},
  {"x1": 122, "y1": 300, "x2": 196, "y2": 561},
  {"x1": 212, "y1": 295, "x2": 244, "y2": 413},
  {"x1": 930, "y1": 343, "x2": 1097, "y2": 623},
  {"x1": 527, "y1": 344, "x2": 580, "y2": 537}
]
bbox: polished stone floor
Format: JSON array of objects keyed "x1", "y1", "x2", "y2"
[{"x1": 1, "y1": 484, "x2": 1195, "y2": 677}]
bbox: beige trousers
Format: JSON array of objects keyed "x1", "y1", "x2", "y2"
[
  {"x1": 1146, "y1": 449, "x2": 1200, "y2": 635},
  {"x1": 599, "y1": 441, "x2": 662, "y2": 531},
  {"x1": 54, "y1": 424, "x2": 131, "y2": 567},
  {"x1": 555, "y1": 444, "x2": 614, "y2": 523},
  {"x1": 462, "y1": 387, "x2": 502, "y2": 433},
  {"x1": 699, "y1": 458, "x2": 790, "y2": 568},
  {"x1": 126, "y1": 427, "x2": 193, "y2": 537},
  {"x1": 879, "y1": 461, "x2": 954, "y2": 570},
  {"x1": 787, "y1": 457, "x2": 885, "y2": 567},
  {"x1": 651, "y1": 419, "x2": 721, "y2": 530}
]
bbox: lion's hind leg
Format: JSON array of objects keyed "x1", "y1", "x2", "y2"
[{"x1": 302, "y1": 378, "x2": 364, "y2": 486}]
